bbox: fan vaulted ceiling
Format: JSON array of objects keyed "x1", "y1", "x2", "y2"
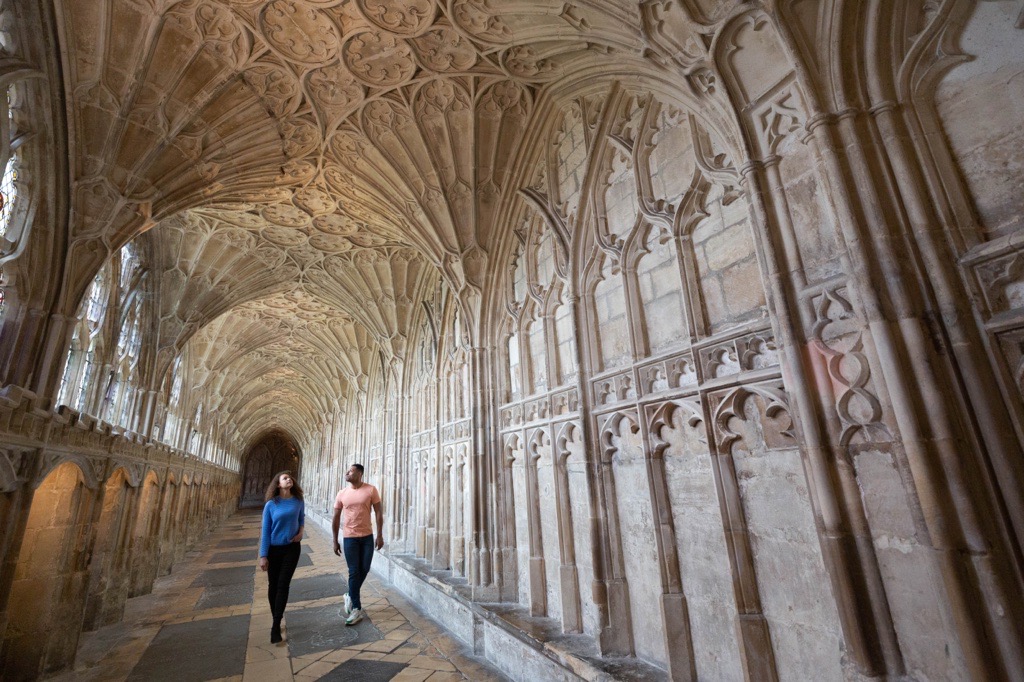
[{"x1": 56, "y1": 0, "x2": 649, "y2": 441}]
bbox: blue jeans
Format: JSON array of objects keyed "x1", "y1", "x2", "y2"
[{"x1": 343, "y1": 534, "x2": 374, "y2": 610}]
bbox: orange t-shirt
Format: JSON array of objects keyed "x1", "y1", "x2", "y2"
[{"x1": 334, "y1": 484, "x2": 381, "y2": 538}]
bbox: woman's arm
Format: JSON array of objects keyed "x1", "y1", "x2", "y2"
[
  {"x1": 258, "y1": 503, "x2": 272, "y2": 571},
  {"x1": 291, "y1": 501, "x2": 305, "y2": 543}
]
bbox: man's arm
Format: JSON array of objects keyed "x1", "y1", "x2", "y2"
[
  {"x1": 332, "y1": 506, "x2": 343, "y2": 556},
  {"x1": 373, "y1": 500, "x2": 384, "y2": 550}
]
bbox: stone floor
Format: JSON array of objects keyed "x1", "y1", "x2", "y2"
[{"x1": 47, "y1": 510, "x2": 507, "y2": 682}]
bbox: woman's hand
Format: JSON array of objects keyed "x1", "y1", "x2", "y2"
[
  {"x1": 258, "y1": 557, "x2": 268, "y2": 572},
  {"x1": 291, "y1": 528, "x2": 304, "y2": 543}
]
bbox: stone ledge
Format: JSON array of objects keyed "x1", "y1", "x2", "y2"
[
  {"x1": 375, "y1": 551, "x2": 586, "y2": 682},
  {"x1": 371, "y1": 552, "x2": 667, "y2": 682},
  {"x1": 304, "y1": 511, "x2": 664, "y2": 681}
]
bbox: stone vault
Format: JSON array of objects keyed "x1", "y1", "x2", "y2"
[{"x1": 0, "y1": 1, "x2": 1022, "y2": 680}]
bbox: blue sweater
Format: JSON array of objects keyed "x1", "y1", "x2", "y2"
[{"x1": 259, "y1": 496, "x2": 305, "y2": 558}]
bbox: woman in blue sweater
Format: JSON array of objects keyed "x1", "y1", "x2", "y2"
[{"x1": 258, "y1": 471, "x2": 305, "y2": 643}]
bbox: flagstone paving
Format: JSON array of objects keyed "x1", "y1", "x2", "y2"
[{"x1": 47, "y1": 509, "x2": 506, "y2": 682}]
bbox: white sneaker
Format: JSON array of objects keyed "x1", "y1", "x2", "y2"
[
  {"x1": 343, "y1": 593, "x2": 352, "y2": 616},
  {"x1": 345, "y1": 608, "x2": 363, "y2": 626}
]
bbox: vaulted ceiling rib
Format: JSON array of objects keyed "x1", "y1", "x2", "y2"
[{"x1": 57, "y1": 0, "x2": 646, "y2": 443}]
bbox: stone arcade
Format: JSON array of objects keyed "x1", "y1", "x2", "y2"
[{"x1": 0, "y1": 1, "x2": 1022, "y2": 680}]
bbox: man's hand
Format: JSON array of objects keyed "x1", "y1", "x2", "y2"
[
  {"x1": 375, "y1": 535, "x2": 384, "y2": 551},
  {"x1": 333, "y1": 541, "x2": 342, "y2": 556},
  {"x1": 258, "y1": 557, "x2": 268, "y2": 572}
]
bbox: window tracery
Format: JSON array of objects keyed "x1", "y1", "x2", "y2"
[
  {"x1": 503, "y1": 212, "x2": 572, "y2": 403},
  {"x1": 0, "y1": 3, "x2": 1018, "y2": 679},
  {"x1": 55, "y1": 241, "x2": 156, "y2": 433},
  {"x1": 163, "y1": 355, "x2": 185, "y2": 446},
  {"x1": 57, "y1": 267, "x2": 113, "y2": 412},
  {"x1": 0, "y1": 82, "x2": 23, "y2": 252},
  {"x1": 0, "y1": 4, "x2": 43, "y2": 333}
]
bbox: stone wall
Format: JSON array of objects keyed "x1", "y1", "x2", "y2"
[
  {"x1": 0, "y1": 388, "x2": 238, "y2": 680},
  {"x1": 295, "y1": 4, "x2": 1024, "y2": 681},
  {"x1": 0, "y1": 1, "x2": 1021, "y2": 681}
]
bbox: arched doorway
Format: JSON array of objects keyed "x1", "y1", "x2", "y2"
[
  {"x1": 2, "y1": 462, "x2": 93, "y2": 680},
  {"x1": 239, "y1": 431, "x2": 301, "y2": 508},
  {"x1": 83, "y1": 467, "x2": 133, "y2": 631},
  {"x1": 128, "y1": 471, "x2": 161, "y2": 597}
]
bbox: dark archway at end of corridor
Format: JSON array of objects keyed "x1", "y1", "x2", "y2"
[{"x1": 239, "y1": 431, "x2": 301, "y2": 509}]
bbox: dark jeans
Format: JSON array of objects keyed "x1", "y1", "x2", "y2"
[
  {"x1": 267, "y1": 542, "x2": 301, "y2": 620},
  {"x1": 343, "y1": 534, "x2": 374, "y2": 610}
]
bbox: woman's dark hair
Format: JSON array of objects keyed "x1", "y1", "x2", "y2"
[{"x1": 265, "y1": 471, "x2": 304, "y2": 502}]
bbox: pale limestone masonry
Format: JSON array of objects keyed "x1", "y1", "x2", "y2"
[{"x1": 0, "y1": 1, "x2": 1022, "y2": 680}]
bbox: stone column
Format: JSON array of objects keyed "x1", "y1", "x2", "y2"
[
  {"x1": 635, "y1": 405, "x2": 698, "y2": 681},
  {"x1": 30, "y1": 313, "x2": 78, "y2": 404},
  {"x1": 825, "y1": 104, "x2": 1024, "y2": 678},
  {"x1": 567, "y1": 290, "x2": 632, "y2": 656},
  {"x1": 1, "y1": 306, "x2": 48, "y2": 389},
  {"x1": 738, "y1": 157, "x2": 901, "y2": 678},
  {"x1": 0, "y1": 461, "x2": 34, "y2": 654},
  {"x1": 467, "y1": 345, "x2": 501, "y2": 600}
]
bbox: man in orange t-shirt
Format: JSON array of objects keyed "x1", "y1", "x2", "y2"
[{"x1": 332, "y1": 463, "x2": 383, "y2": 625}]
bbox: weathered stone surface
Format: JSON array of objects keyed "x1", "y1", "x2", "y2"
[
  {"x1": 0, "y1": 2, "x2": 1023, "y2": 680},
  {"x1": 284, "y1": 603, "x2": 382, "y2": 657},
  {"x1": 127, "y1": 615, "x2": 249, "y2": 681}
]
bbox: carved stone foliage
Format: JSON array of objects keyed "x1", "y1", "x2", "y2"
[
  {"x1": 261, "y1": 1, "x2": 341, "y2": 66},
  {"x1": 809, "y1": 286, "x2": 890, "y2": 446}
]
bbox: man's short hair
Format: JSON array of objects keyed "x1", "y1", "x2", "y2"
[{"x1": 352, "y1": 463, "x2": 364, "y2": 473}]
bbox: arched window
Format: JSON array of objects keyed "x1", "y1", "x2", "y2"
[
  {"x1": 635, "y1": 225, "x2": 686, "y2": 355},
  {"x1": 593, "y1": 256, "x2": 630, "y2": 370},
  {"x1": 0, "y1": 281, "x2": 8, "y2": 329},
  {"x1": 0, "y1": 82, "x2": 24, "y2": 254},
  {"x1": 56, "y1": 238, "x2": 149, "y2": 423},
  {"x1": 507, "y1": 330, "x2": 522, "y2": 400},
  {"x1": 0, "y1": 79, "x2": 27, "y2": 327},
  {"x1": 57, "y1": 267, "x2": 113, "y2": 411},
  {"x1": 189, "y1": 403, "x2": 204, "y2": 453},
  {"x1": 553, "y1": 292, "x2": 577, "y2": 384},
  {"x1": 119, "y1": 241, "x2": 138, "y2": 289},
  {"x1": 0, "y1": 2, "x2": 56, "y2": 338},
  {"x1": 163, "y1": 355, "x2": 184, "y2": 445},
  {"x1": 114, "y1": 297, "x2": 143, "y2": 428}
]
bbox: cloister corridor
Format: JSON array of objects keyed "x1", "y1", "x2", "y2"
[
  {"x1": 1, "y1": 1, "x2": 1023, "y2": 681},
  {"x1": 45, "y1": 509, "x2": 505, "y2": 682}
]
